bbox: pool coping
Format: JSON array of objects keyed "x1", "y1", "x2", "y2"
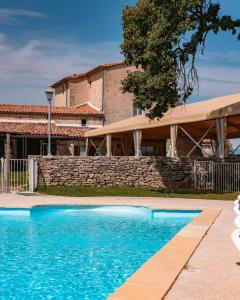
[{"x1": 108, "y1": 207, "x2": 221, "y2": 300}]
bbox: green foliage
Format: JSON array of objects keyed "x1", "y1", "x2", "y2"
[
  {"x1": 121, "y1": 0, "x2": 240, "y2": 118},
  {"x1": 36, "y1": 185, "x2": 236, "y2": 200}
]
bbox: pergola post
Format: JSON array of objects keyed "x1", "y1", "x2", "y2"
[
  {"x1": 133, "y1": 129, "x2": 142, "y2": 157},
  {"x1": 85, "y1": 137, "x2": 89, "y2": 156},
  {"x1": 216, "y1": 117, "x2": 227, "y2": 159},
  {"x1": 170, "y1": 125, "x2": 178, "y2": 158},
  {"x1": 106, "y1": 134, "x2": 112, "y2": 157}
]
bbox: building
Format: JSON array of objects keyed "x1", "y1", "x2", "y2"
[
  {"x1": 0, "y1": 103, "x2": 103, "y2": 158},
  {"x1": 0, "y1": 61, "x2": 142, "y2": 158},
  {"x1": 2, "y1": 64, "x2": 236, "y2": 159},
  {"x1": 52, "y1": 62, "x2": 139, "y2": 125}
]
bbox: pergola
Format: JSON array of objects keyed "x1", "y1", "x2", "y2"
[{"x1": 85, "y1": 93, "x2": 240, "y2": 158}]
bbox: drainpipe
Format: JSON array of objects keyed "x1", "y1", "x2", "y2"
[
  {"x1": 102, "y1": 70, "x2": 105, "y2": 126},
  {"x1": 66, "y1": 81, "x2": 69, "y2": 107}
]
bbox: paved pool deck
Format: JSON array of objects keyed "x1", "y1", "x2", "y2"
[{"x1": 0, "y1": 193, "x2": 239, "y2": 299}]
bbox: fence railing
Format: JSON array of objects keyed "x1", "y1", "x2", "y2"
[
  {"x1": 194, "y1": 161, "x2": 214, "y2": 190},
  {"x1": 194, "y1": 160, "x2": 240, "y2": 192},
  {"x1": 0, "y1": 158, "x2": 37, "y2": 193},
  {"x1": 9, "y1": 159, "x2": 29, "y2": 192}
]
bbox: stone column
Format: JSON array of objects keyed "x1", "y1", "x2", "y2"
[
  {"x1": 106, "y1": 134, "x2": 112, "y2": 157},
  {"x1": 216, "y1": 117, "x2": 227, "y2": 159},
  {"x1": 170, "y1": 125, "x2": 178, "y2": 158},
  {"x1": 85, "y1": 138, "x2": 89, "y2": 156},
  {"x1": 133, "y1": 130, "x2": 142, "y2": 157}
]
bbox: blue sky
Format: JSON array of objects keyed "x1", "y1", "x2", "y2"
[{"x1": 0, "y1": 0, "x2": 240, "y2": 105}]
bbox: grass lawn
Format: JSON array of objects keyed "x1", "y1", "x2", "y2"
[
  {"x1": 0, "y1": 171, "x2": 28, "y2": 191},
  {"x1": 36, "y1": 186, "x2": 237, "y2": 201}
]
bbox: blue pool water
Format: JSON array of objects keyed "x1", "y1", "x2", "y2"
[{"x1": 0, "y1": 206, "x2": 200, "y2": 300}]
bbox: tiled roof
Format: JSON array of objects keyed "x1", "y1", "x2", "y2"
[
  {"x1": 0, "y1": 122, "x2": 88, "y2": 138},
  {"x1": 52, "y1": 61, "x2": 127, "y2": 87},
  {"x1": 0, "y1": 103, "x2": 102, "y2": 117}
]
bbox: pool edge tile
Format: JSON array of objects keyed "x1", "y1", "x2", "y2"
[{"x1": 108, "y1": 208, "x2": 221, "y2": 300}]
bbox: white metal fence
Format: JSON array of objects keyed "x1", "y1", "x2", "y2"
[
  {"x1": 0, "y1": 158, "x2": 37, "y2": 193},
  {"x1": 194, "y1": 160, "x2": 240, "y2": 192}
]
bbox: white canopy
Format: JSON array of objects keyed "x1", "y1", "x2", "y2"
[{"x1": 86, "y1": 93, "x2": 240, "y2": 137}]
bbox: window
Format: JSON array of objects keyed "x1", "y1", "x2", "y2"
[
  {"x1": 133, "y1": 106, "x2": 143, "y2": 116},
  {"x1": 81, "y1": 118, "x2": 87, "y2": 127}
]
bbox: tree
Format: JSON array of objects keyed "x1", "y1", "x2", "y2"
[{"x1": 121, "y1": 0, "x2": 240, "y2": 119}]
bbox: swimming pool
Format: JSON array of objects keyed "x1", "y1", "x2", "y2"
[{"x1": 0, "y1": 206, "x2": 200, "y2": 300}]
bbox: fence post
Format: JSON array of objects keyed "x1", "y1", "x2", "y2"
[
  {"x1": 28, "y1": 158, "x2": 38, "y2": 193},
  {"x1": 5, "y1": 133, "x2": 11, "y2": 193},
  {"x1": 28, "y1": 158, "x2": 34, "y2": 193},
  {"x1": 194, "y1": 160, "x2": 197, "y2": 189},
  {"x1": 1, "y1": 158, "x2": 4, "y2": 193},
  {"x1": 211, "y1": 161, "x2": 214, "y2": 191},
  {"x1": 33, "y1": 158, "x2": 38, "y2": 190}
]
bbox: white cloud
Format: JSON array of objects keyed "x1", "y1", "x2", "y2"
[
  {"x1": 0, "y1": 8, "x2": 46, "y2": 25},
  {"x1": 0, "y1": 33, "x2": 7, "y2": 51},
  {"x1": 199, "y1": 66, "x2": 240, "y2": 98},
  {"x1": 1, "y1": 32, "x2": 239, "y2": 106},
  {"x1": 201, "y1": 50, "x2": 240, "y2": 65},
  {"x1": 187, "y1": 49, "x2": 240, "y2": 101},
  {"x1": 189, "y1": 65, "x2": 240, "y2": 102},
  {"x1": 0, "y1": 34, "x2": 122, "y2": 104}
]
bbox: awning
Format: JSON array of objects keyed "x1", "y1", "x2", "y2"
[{"x1": 85, "y1": 93, "x2": 240, "y2": 138}]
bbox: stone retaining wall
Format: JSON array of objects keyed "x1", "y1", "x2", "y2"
[{"x1": 36, "y1": 156, "x2": 194, "y2": 188}]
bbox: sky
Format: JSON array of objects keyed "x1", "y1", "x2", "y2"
[{"x1": 0, "y1": 0, "x2": 240, "y2": 105}]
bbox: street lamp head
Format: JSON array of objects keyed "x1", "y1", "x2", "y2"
[{"x1": 45, "y1": 87, "x2": 54, "y2": 103}]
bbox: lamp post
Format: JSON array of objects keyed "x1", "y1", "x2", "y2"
[{"x1": 45, "y1": 87, "x2": 54, "y2": 156}]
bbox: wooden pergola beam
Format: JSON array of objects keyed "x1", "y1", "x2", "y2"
[
  {"x1": 180, "y1": 120, "x2": 215, "y2": 138},
  {"x1": 89, "y1": 137, "x2": 106, "y2": 156},
  {"x1": 178, "y1": 125, "x2": 212, "y2": 157}
]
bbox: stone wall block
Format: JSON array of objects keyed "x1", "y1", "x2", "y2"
[{"x1": 35, "y1": 156, "x2": 196, "y2": 189}]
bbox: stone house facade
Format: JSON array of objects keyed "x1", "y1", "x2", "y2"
[
  {"x1": 52, "y1": 62, "x2": 139, "y2": 125},
  {"x1": 0, "y1": 61, "x2": 142, "y2": 158},
  {"x1": 0, "y1": 103, "x2": 103, "y2": 158}
]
